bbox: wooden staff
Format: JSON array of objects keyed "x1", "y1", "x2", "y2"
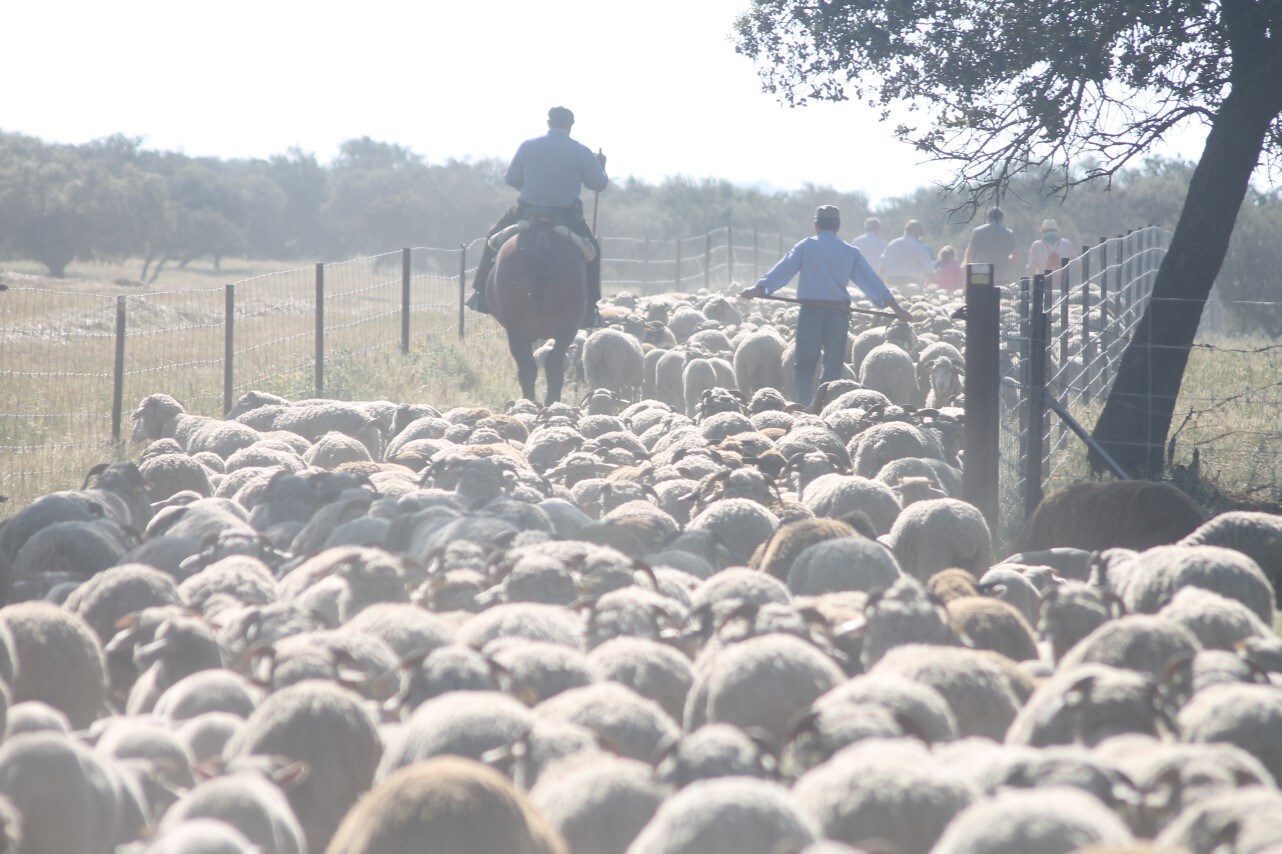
[
  {"x1": 592, "y1": 148, "x2": 605, "y2": 235},
  {"x1": 756, "y1": 292, "x2": 897, "y2": 318}
]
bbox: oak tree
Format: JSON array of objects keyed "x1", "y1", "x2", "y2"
[{"x1": 735, "y1": 0, "x2": 1282, "y2": 478}]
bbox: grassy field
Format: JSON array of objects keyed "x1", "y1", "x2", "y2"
[{"x1": 5, "y1": 256, "x2": 1282, "y2": 526}]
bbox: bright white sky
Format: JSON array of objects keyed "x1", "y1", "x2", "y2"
[{"x1": 2, "y1": 0, "x2": 1214, "y2": 206}]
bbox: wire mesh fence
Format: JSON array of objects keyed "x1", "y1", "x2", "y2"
[{"x1": 1, "y1": 227, "x2": 792, "y2": 515}]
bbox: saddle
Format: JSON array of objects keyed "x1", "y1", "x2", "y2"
[{"x1": 488, "y1": 218, "x2": 596, "y2": 261}]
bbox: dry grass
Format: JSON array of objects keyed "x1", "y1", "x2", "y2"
[{"x1": 1, "y1": 257, "x2": 585, "y2": 517}]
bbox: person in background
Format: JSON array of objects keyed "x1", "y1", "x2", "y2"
[
  {"x1": 849, "y1": 216, "x2": 887, "y2": 269},
  {"x1": 467, "y1": 106, "x2": 608, "y2": 328},
  {"x1": 932, "y1": 245, "x2": 964, "y2": 292},
  {"x1": 879, "y1": 219, "x2": 934, "y2": 291},
  {"x1": 1027, "y1": 218, "x2": 1076, "y2": 285},
  {"x1": 740, "y1": 205, "x2": 913, "y2": 407},
  {"x1": 963, "y1": 207, "x2": 1018, "y2": 284}
]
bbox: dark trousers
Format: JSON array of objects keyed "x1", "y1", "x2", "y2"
[
  {"x1": 793, "y1": 304, "x2": 850, "y2": 406},
  {"x1": 472, "y1": 201, "x2": 601, "y2": 309}
]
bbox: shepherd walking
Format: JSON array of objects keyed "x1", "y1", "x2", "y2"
[{"x1": 741, "y1": 205, "x2": 912, "y2": 407}]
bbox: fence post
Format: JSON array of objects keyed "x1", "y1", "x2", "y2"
[
  {"x1": 642, "y1": 238, "x2": 650, "y2": 294},
  {"x1": 704, "y1": 233, "x2": 712, "y2": 290},
  {"x1": 401, "y1": 248, "x2": 411, "y2": 354},
  {"x1": 675, "y1": 239, "x2": 682, "y2": 291},
  {"x1": 1058, "y1": 256, "x2": 1070, "y2": 387},
  {"x1": 963, "y1": 263, "x2": 1000, "y2": 534},
  {"x1": 727, "y1": 225, "x2": 734, "y2": 284},
  {"x1": 458, "y1": 244, "x2": 467, "y2": 341},
  {"x1": 223, "y1": 285, "x2": 235, "y2": 415},
  {"x1": 111, "y1": 296, "x2": 127, "y2": 443},
  {"x1": 1098, "y1": 237, "x2": 1110, "y2": 387},
  {"x1": 753, "y1": 229, "x2": 759, "y2": 280},
  {"x1": 1017, "y1": 277, "x2": 1031, "y2": 508},
  {"x1": 1025, "y1": 274, "x2": 1049, "y2": 518},
  {"x1": 314, "y1": 263, "x2": 325, "y2": 398},
  {"x1": 1080, "y1": 244, "x2": 1094, "y2": 397}
]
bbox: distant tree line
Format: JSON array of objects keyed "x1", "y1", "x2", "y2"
[{"x1": 1, "y1": 131, "x2": 1278, "y2": 333}]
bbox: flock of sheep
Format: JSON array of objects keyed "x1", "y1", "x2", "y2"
[{"x1": 0, "y1": 282, "x2": 1280, "y2": 854}]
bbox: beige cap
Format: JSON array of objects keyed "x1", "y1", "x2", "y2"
[{"x1": 1041, "y1": 219, "x2": 1060, "y2": 231}]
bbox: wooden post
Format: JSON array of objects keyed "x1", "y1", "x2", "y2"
[
  {"x1": 223, "y1": 284, "x2": 235, "y2": 415},
  {"x1": 704, "y1": 233, "x2": 712, "y2": 290},
  {"x1": 1025, "y1": 274, "x2": 1049, "y2": 518},
  {"x1": 963, "y1": 263, "x2": 1000, "y2": 533},
  {"x1": 111, "y1": 296, "x2": 127, "y2": 443},
  {"x1": 458, "y1": 244, "x2": 467, "y2": 340},
  {"x1": 675, "y1": 239, "x2": 682, "y2": 291},
  {"x1": 752, "y1": 229, "x2": 759, "y2": 280},
  {"x1": 1080, "y1": 244, "x2": 1094, "y2": 396},
  {"x1": 1017, "y1": 277, "x2": 1031, "y2": 502},
  {"x1": 314, "y1": 262, "x2": 325, "y2": 398},
  {"x1": 727, "y1": 225, "x2": 734, "y2": 284},
  {"x1": 401, "y1": 247, "x2": 411, "y2": 354}
]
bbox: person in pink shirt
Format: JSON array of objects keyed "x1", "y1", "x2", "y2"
[
  {"x1": 1027, "y1": 219, "x2": 1076, "y2": 284},
  {"x1": 932, "y1": 245, "x2": 964, "y2": 291}
]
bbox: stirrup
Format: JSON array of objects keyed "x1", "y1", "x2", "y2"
[{"x1": 466, "y1": 291, "x2": 490, "y2": 314}]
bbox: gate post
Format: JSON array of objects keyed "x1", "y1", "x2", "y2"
[
  {"x1": 1025, "y1": 274, "x2": 1049, "y2": 518},
  {"x1": 963, "y1": 263, "x2": 1000, "y2": 534}
]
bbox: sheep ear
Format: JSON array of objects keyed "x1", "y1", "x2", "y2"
[{"x1": 271, "y1": 759, "x2": 311, "y2": 789}]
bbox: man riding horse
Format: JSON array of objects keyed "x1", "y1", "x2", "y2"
[{"x1": 467, "y1": 106, "x2": 609, "y2": 328}]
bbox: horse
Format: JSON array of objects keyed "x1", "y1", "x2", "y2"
[{"x1": 486, "y1": 213, "x2": 590, "y2": 404}]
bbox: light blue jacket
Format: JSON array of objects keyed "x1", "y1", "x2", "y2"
[
  {"x1": 505, "y1": 129, "x2": 608, "y2": 208},
  {"x1": 757, "y1": 231, "x2": 893, "y2": 306}
]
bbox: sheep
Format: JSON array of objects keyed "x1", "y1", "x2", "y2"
[
  {"x1": 328, "y1": 757, "x2": 568, "y2": 854},
  {"x1": 536, "y1": 681, "x2": 679, "y2": 765},
  {"x1": 786, "y1": 535, "x2": 902, "y2": 597},
  {"x1": 753, "y1": 518, "x2": 858, "y2": 582},
  {"x1": 686, "y1": 498, "x2": 779, "y2": 567},
  {"x1": 792, "y1": 738, "x2": 975, "y2": 854},
  {"x1": 653, "y1": 723, "x2": 775, "y2": 788},
  {"x1": 856, "y1": 575, "x2": 955, "y2": 670},
  {"x1": 142, "y1": 818, "x2": 260, "y2": 854},
  {"x1": 175, "y1": 713, "x2": 246, "y2": 765},
  {"x1": 378, "y1": 690, "x2": 536, "y2": 778},
  {"x1": 688, "y1": 567, "x2": 791, "y2": 621},
  {"x1": 1016, "y1": 480, "x2": 1206, "y2": 553},
  {"x1": 1092, "y1": 544, "x2": 1275, "y2": 625},
  {"x1": 265, "y1": 402, "x2": 384, "y2": 460},
  {"x1": 975, "y1": 565, "x2": 1043, "y2": 627},
  {"x1": 386, "y1": 644, "x2": 500, "y2": 711},
  {"x1": 455, "y1": 602, "x2": 584, "y2": 651},
  {"x1": 64, "y1": 563, "x2": 183, "y2": 644},
  {"x1": 227, "y1": 680, "x2": 383, "y2": 854},
  {"x1": 0, "y1": 601, "x2": 107, "y2": 729},
  {"x1": 813, "y1": 673, "x2": 960, "y2": 744},
  {"x1": 1039, "y1": 583, "x2": 1123, "y2": 665},
  {"x1": 155, "y1": 766, "x2": 307, "y2": 854},
  {"x1": 682, "y1": 358, "x2": 719, "y2": 417},
  {"x1": 4, "y1": 700, "x2": 71, "y2": 739},
  {"x1": 684, "y1": 633, "x2": 844, "y2": 746},
  {"x1": 800, "y1": 474, "x2": 901, "y2": 534},
  {"x1": 1178, "y1": 682, "x2": 1282, "y2": 784},
  {"x1": 588, "y1": 637, "x2": 694, "y2": 724},
  {"x1": 126, "y1": 613, "x2": 224, "y2": 714},
  {"x1": 945, "y1": 596, "x2": 1040, "y2": 662},
  {"x1": 871, "y1": 644, "x2": 1032, "y2": 741},
  {"x1": 340, "y1": 602, "x2": 455, "y2": 659},
  {"x1": 1058, "y1": 615, "x2": 1201, "y2": 679},
  {"x1": 732, "y1": 327, "x2": 786, "y2": 398},
  {"x1": 584, "y1": 328, "x2": 645, "y2": 400},
  {"x1": 1156, "y1": 585, "x2": 1275, "y2": 650},
  {"x1": 931, "y1": 786, "x2": 1133, "y2": 854},
  {"x1": 5, "y1": 515, "x2": 134, "y2": 602},
  {"x1": 489, "y1": 640, "x2": 598, "y2": 706},
  {"x1": 859, "y1": 342, "x2": 918, "y2": 406},
  {"x1": 152, "y1": 669, "x2": 262, "y2": 722},
  {"x1": 1006, "y1": 663, "x2": 1167, "y2": 748},
  {"x1": 625, "y1": 777, "x2": 819, "y2": 854},
  {"x1": 529, "y1": 753, "x2": 665, "y2": 854},
  {"x1": 881, "y1": 498, "x2": 993, "y2": 583},
  {"x1": 1180, "y1": 509, "x2": 1282, "y2": 605},
  {"x1": 139, "y1": 452, "x2": 214, "y2": 502},
  {"x1": 1155, "y1": 786, "x2": 1282, "y2": 852},
  {"x1": 0, "y1": 731, "x2": 145, "y2": 854}
]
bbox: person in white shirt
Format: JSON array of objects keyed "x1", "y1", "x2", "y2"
[
  {"x1": 1027, "y1": 218, "x2": 1076, "y2": 286},
  {"x1": 879, "y1": 219, "x2": 934, "y2": 289},
  {"x1": 849, "y1": 216, "x2": 887, "y2": 269}
]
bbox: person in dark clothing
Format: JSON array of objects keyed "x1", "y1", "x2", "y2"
[{"x1": 467, "y1": 106, "x2": 609, "y2": 328}]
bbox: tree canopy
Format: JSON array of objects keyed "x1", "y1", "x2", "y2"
[{"x1": 736, "y1": 0, "x2": 1282, "y2": 478}]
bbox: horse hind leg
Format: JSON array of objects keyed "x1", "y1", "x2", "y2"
[
  {"x1": 505, "y1": 329, "x2": 539, "y2": 402},
  {"x1": 543, "y1": 331, "x2": 577, "y2": 405}
]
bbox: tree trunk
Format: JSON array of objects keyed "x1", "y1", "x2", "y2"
[{"x1": 1091, "y1": 86, "x2": 1279, "y2": 479}]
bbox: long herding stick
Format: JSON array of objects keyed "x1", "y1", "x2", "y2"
[
  {"x1": 757, "y1": 293, "x2": 897, "y2": 319},
  {"x1": 592, "y1": 148, "x2": 604, "y2": 235}
]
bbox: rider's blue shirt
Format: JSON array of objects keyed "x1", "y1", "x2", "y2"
[
  {"x1": 756, "y1": 230, "x2": 893, "y2": 307},
  {"x1": 505, "y1": 128, "x2": 609, "y2": 208}
]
